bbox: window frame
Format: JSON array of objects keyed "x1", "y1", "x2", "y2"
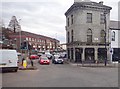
[
  {"x1": 100, "y1": 14, "x2": 105, "y2": 24},
  {"x1": 87, "y1": 28, "x2": 92, "y2": 43},
  {"x1": 87, "y1": 13, "x2": 92, "y2": 23},
  {"x1": 112, "y1": 31, "x2": 115, "y2": 41},
  {"x1": 71, "y1": 30, "x2": 74, "y2": 42},
  {"x1": 67, "y1": 18, "x2": 70, "y2": 27},
  {"x1": 71, "y1": 15, "x2": 73, "y2": 25},
  {"x1": 100, "y1": 30, "x2": 106, "y2": 43},
  {"x1": 67, "y1": 31, "x2": 70, "y2": 43}
]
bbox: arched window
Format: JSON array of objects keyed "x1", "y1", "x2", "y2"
[
  {"x1": 71, "y1": 30, "x2": 73, "y2": 42},
  {"x1": 112, "y1": 31, "x2": 115, "y2": 41},
  {"x1": 101, "y1": 30, "x2": 105, "y2": 43},
  {"x1": 87, "y1": 28, "x2": 92, "y2": 43}
]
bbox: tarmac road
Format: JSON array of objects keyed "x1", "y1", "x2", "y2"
[{"x1": 2, "y1": 60, "x2": 118, "y2": 87}]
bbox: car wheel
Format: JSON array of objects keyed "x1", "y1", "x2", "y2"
[{"x1": 14, "y1": 69, "x2": 18, "y2": 72}]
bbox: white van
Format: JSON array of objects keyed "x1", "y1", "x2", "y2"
[{"x1": 0, "y1": 49, "x2": 18, "y2": 72}]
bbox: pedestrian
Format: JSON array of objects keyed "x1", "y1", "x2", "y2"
[
  {"x1": 22, "y1": 58, "x2": 25, "y2": 66},
  {"x1": 22, "y1": 58, "x2": 27, "y2": 68},
  {"x1": 30, "y1": 59, "x2": 34, "y2": 67}
]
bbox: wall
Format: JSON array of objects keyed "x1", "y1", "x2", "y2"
[{"x1": 72, "y1": 9, "x2": 110, "y2": 43}]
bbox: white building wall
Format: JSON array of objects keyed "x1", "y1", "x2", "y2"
[{"x1": 118, "y1": 30, "x2": 120, "y2": 47}]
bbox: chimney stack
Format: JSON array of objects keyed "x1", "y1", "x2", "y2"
[{"x1": 99, "y1": 1, "x2": 103, "y2": 5}]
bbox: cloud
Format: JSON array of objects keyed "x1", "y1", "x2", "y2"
[
  {"x1": 1, "y1": 0, "x2": 119, "y2": 43},
  {"x1": 2, "y1": 2, "x2": 67, "y2": 43}
]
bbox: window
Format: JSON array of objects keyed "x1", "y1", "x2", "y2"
[
  {"x1": 26, "y1": 37, "x2": 28, "y2": 41},
  {"x1": 32, "y1": 38, "x2": 34, "y2": 41},
  {"x1": 71, "y1": 15, "x2": 73, "y2": 25},
  {"x1": 101, "y1": 30, "x2": 105, "y2": 43},
  {"x1": 35, "y1": 39, "x2": 36, "y2": 42},
  {"x1": 67, "y1": 31, "x2": 70, "y2": 43},
  {"x1": 100, "y1": 14, "x2": 105, "y2": 24},
  {"x1": 39, "y1": 39, "x2": 41, "y2": 42},
  {"x1": 87, "y1": 28, "x2": 92, "y2": 43},
  {"x1": 29, "y1": 38, "x2": 31, "y2": 41},
  {"x1": 71, "y1": 30, "x2": 74, "y2": 42},
  {"x1": 87, "y1": 13, "x2": 92, "y2": 23},
  {"x1": 112, "y1": 31, "x2": 115, "y2": 41},
  {"x1": 67, "y1": 18, "x2": 69, "y2": 27}
]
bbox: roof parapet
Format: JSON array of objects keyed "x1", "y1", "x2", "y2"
[
  {"x1": 74, "y1": 0, "x2": 82, "y2": 3},
  {"x1": 74, "y1": 0, "x2": 91, "y2": 3}
]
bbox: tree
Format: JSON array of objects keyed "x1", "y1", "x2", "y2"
[{"x1": 7, "y1": 16, "x2": 21, "y2": 33}]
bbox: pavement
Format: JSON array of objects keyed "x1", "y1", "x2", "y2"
[{"x1": 64, "y1": 60, "x2": 119, "y2": 68}]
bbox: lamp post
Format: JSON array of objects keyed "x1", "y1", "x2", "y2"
[
  {"x1": 18, "y1": 19, "x2": 22, "y2": 53},
  {"x1": 104, "y1": 11, "x2": 107, "y2": 66}
]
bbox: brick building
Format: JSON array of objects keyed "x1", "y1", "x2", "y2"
[
  {"x1": 1, "y1": 15, "x2": 60, "y2": 52},
  {"x1": 8, "y1": 30, "x2": 60, "y2": 52}
]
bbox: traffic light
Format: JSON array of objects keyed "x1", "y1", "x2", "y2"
[
  {"x1": 20, "y1": 42, "x2": 28, "y2": 50},
  {"x1": 20, "y1": 42, "x2": 24, "y2": 49},
  {"x1": 24, "y1": 42, "x2": 27, "y2": 49}
]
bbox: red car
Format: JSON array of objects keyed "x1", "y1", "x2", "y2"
[
  {"x1": 39, "y1": 57, "x2": 50, "y2": 65},
  {"x1": 30, "y1": 54, "x2": 39, "y2": 59}
]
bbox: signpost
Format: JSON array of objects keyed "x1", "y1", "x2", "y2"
[{"x1": 110, "y1": 48, "x2": 113, "y2": 63}]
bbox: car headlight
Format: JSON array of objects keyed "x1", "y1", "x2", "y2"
[{"x1": 55, "y1": 59, "x2": 58, "y2": 61}]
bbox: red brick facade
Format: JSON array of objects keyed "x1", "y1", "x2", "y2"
[{"x1": 3, "y1": 29, "x2": 60, "y2": 52}]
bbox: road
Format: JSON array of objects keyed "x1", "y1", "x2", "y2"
[{"x1": 2, "y1": 60, "x2": 118, "y2": 87}]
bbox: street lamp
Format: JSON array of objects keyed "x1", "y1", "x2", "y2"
[
  {"x1": 18, "y1": 19, "x2": 22, "y2": 53},
  {"x1": 104, "y1": 11, "x2": 107, "y2": 66}
]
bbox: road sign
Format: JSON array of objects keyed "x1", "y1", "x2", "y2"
[{"x1": 109, "y1": 48, "x2": 113, "y2": 54}]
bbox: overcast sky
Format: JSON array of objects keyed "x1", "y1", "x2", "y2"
[{"x1": 1, "y1": 0, "x2": 120, "y2": 43}]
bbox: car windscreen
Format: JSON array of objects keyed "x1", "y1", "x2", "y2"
[{"x1": 41, "y1": 57, "x2": 48, "y2": 60}]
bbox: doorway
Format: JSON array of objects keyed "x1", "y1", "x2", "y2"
[
  {"x1": 85, "y1": 48, "x2": 95, "y2": 62},
  {"x1": 75, "y1": 48, "x2": 83, "y2": 63}
]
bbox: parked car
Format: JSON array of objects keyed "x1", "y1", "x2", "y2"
[
  {"x1": 39, "y1": 56, "x2": 50, "y2": 65},
  {"x1": 0, "y1": 49, "x2": 18, "y2": 72},
  {"x1": 37, "y1": 51, "x2": 45, "y2": 57},
  {"x1": 45, "y1": 52, "x2": 52, "y2": 59},
  {"x1": 30, "y1": 54, "x2": 39, "y2": 60},
  {"x1": 52, "y1": 55, "x2": 64, "y2": 64}
]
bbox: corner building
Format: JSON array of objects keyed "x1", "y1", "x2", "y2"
[{"x1": 65, "y1": 0, "x2": 112, "y2": 63}]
